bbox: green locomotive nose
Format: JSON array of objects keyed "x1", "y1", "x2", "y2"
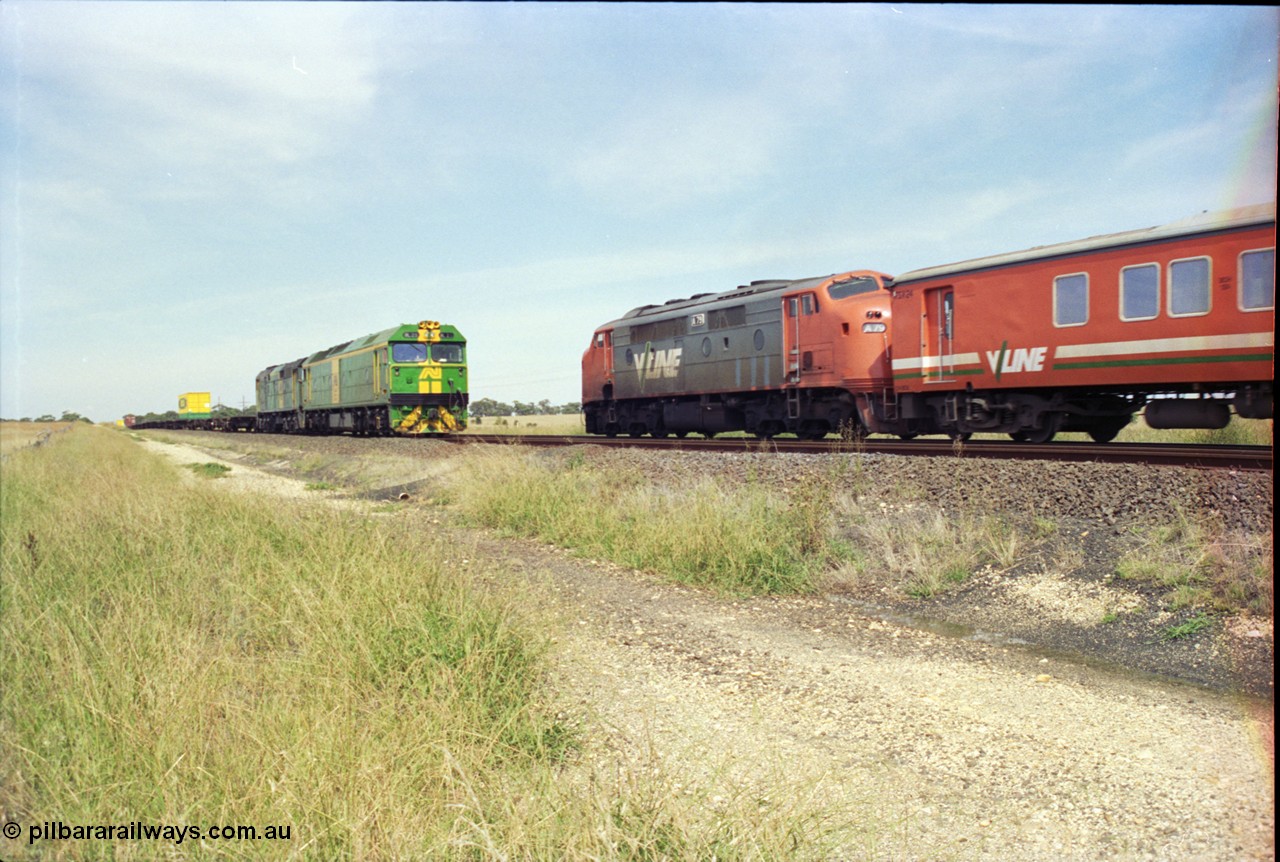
[{"x1": 255, "y1": 320, "x2": 470, "y2": 436}]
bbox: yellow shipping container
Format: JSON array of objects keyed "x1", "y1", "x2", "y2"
[{"x1": 178, "y1": 392, "x2": 212, "y2": 417}]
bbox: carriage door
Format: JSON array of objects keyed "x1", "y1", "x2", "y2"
[
  {"x1": 922, "y1": 287, "x2": 956, "y2": 383},
  {"x1": 783, "y1": 290, "x2": 828, "y2": 383}
]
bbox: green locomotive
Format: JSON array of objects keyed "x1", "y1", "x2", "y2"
[{"x1": 255, "y1": 321, "x2": 468, "y2": 435}]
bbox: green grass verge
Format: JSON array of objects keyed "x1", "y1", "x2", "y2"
[
  {"x1": 0, "y1": 428, "x2": 558, "y2": 857},
  {"x1": 2, "y1": 427, "x2": 853, "y2": 860},
  {"x1": 450, "y1": 448, "x2": 837, "y2": 596}
]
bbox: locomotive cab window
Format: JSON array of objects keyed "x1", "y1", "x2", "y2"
[
  {"x1": 1168, "y1": 257, "x2": 1210, "y2": 317},
  {"x1": 431, "y1": 344, "x2": 464, "y2": 363},
  {"x1": 827, "y1": 276, "x2": 879, "y2": 300},
  {"x1": 1121, "y1": 263, "x2": 1159, "y2": 321},
  {"x1": 787, "y1": 294, "x2": 818, "y2": 317},
  {"x1": 392, "y1": 343, "x2": 428, "y2": 363},
  {"x1": 1239, "y1": 248, "x2": 1275, "y2": 311},
  {"x1": 1053, "y1": 273, "x2": 1088, "y2": 327}
]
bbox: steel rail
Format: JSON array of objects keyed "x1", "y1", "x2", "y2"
[{"x1": 448, "y1": 434, "x2": 1272, "y2": 471}]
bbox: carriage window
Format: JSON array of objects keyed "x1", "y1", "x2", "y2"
[
  {"x1": 1169, "y1": 257, "x2": 1210, "y2": 317},
  {"x1": 391, "y1": 343, "x2": 428, "y2": 363},
  {"x1": 1053, "y1": 273, "x2": 1088, "y2": 327},
  {"x1": 1121, "y1": 264, "x2": 1159, "y2": 321},
  {"x1": 1240, "y1": 249, "x2": 1275, "y2": 311}
]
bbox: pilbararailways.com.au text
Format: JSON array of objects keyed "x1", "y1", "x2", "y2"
[{"x1": 16, "y1": 820, "x2": 291, "y2": 846}]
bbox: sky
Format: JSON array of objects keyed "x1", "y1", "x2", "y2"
[{"x1": 1, "y1": 3, "x2": 1276, "y2": 421}]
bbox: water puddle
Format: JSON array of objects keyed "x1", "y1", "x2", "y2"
[{"x1": 827, "y1": 594, "x2": 1273, "y2": 703}]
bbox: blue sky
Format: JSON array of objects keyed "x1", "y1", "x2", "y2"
[{"x1": 1, "y1": 3, "x2": 1275, "y2": 421}]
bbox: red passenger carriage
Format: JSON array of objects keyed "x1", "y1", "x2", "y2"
[{"x1": 885, "y1": 204, "x2": 1274, "y2": 441}]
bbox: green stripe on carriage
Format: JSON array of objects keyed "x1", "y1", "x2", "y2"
[
  {"x1": 1052, "y1": 352, "x2": 1273, "y2": 370},
  {"x1": 892, "y1": 368, "x2": 986, "y2": 380}
]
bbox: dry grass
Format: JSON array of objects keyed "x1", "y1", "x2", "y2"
[
  {"x1": 2, "y1": 425, "x2": 854, "y2": 860},
  {"x1": 1048, "y1": 416, "x2": 1271, "y2": 446},
  {"x1": 0, "y1": 421, "x2": 76, "y2": 456},
  {"x1": 466, "y1": 413, "x2": 586, "y2": 435},
  {"x1": 1115, "y1": 509, "x2": 1273, "y2": 615}
]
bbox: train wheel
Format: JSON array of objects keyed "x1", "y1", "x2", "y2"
[
  {"x1": 1087, "y1": 418, "x2": 1129, "y2": 443},
  {"x1": 1011, "y1": 414, "x2": 1060, "y2": 444}
]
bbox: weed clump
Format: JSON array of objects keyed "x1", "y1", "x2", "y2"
[
  {"x1": 186, "y1": 461, "x2": 231, "y2": 478},
  {"x1": 1115, "y1": 509, "x2": 1272, "y2": 615}
]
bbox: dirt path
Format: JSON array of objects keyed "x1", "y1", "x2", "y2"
[{"x1": 139, "y1": 435, "x2": 1276, "y2": 861}]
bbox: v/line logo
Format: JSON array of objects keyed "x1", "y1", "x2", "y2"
[
  {"x1": 986, "y1": 342, "x2": 1047, "y2": 379},
  {"x1": 635, "y1": 344, "x2": 683, "y2": 383}
]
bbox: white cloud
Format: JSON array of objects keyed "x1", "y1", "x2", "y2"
[{"x1": 8, "y1": 3, "x2": 380, "y2": 202}]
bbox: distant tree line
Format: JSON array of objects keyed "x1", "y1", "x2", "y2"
[
  {"x1": 467, "y1": 398, "x2": 582, "y2": 418},
  {"x1": 3, "y1": 411, "x2": 94, "y2": 423}
]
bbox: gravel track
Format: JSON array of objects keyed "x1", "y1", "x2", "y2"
[{"x1": 139, "y1": 431, "x2": 1275, "y2": 861}]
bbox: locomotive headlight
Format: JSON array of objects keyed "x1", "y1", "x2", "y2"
[{"x1": 862, "y1": 322, "x2": 887, "y2": 333}]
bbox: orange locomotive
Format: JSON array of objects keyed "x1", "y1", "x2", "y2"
[
  {"x1": 885, "y1": 204, "x2": 1274, "y2": 442},
  {"x1": 582, "y1": 204, "x2": 1274, "y2": 441},
  {"x1": 581, "y1": 270, "x2": 896, "y2": 439}
]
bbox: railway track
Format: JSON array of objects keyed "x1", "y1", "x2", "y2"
[{"x1": 451, "y1": 434, "x2": 1272, "y2": 471}]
